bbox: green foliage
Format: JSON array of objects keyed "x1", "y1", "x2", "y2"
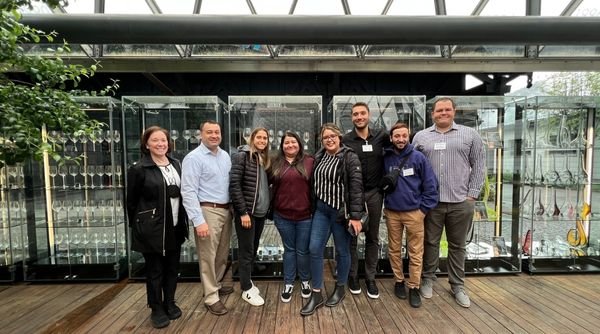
[
  {"x1": 0, "y1": 1, "x2": 118, "y2": 166},
  {"x1": 544, "y1": 72, "x2": 600, "y2": 96}
]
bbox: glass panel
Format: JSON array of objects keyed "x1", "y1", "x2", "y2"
[
  {"x1": 539, "y1": 46, "x2": 600, "y2": 57},
  {"x1": 155, "y1": 0, "x2": 196, "y2": 14},
  {"x1": 541, "y1": 0, "x2": 572, "y2": 16},
  {"x1": 200, "y1": 0, "x2": 252, "y2": 14},
  {"x1": 446, "y1": 0, "x2": 481, "y2": 15},
  {"x1": 330, "y1": 95, "x2": 426, "y2": 134},
  {"x1": 347, "y1": 0, "x2": 390, "y2": 15},
  {"x1": 21, "y1": 44, "x2": 87, "y2": 56},
  {"x1": 63, "y1": 0, "x2": 95, "y2": 14},
  {"x1": 192, "y1": 44, "x2": 270, "y2": 56},
  {"x1": 366, "y1": 45, "x2": 440, "y2": 57},
  {"x1": 480, "y1": 0, "x2": 525, "y2": 16},
  {"x1": 103, "y1": 44, "x2": 179, "y2": 56},
  {"x1": 294, "y1": 0, "x2": 344, "y2": 14},
  {"x1": 573, "y1": 1, "x2": 600, "y2": 16},
  {"x1": 104, "y1": 0, "x2": 152, "y2": 14},
  {"x1": 277, "y1": 45, "x2": 356, "y2": 57},
  {"x1": 252, "y1": 0, "x2": 295, "y2": 14},
  {"x1": 452, "y1": 45, "x2": 525, "y2": 57},
  {"x1": 387, "y1": 0, "x2": 435, "y2": 15}
]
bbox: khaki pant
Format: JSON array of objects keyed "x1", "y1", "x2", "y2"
[
  {"x1": 195, "y1": 206, "x2": 232, "y2": 306},
  {"x1": 384, "y1": 208, "x2": 425, "y2": 289}
]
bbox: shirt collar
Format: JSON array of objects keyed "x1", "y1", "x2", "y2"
[
  {"x1": 429, "y1": 122, "x2": 458, "y2": 133},
  {"x1": 199, "y1": 142, "x2": 221, "y2": 155}
]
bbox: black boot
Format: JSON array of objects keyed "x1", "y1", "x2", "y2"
[
  {"x1": 164, "y1": 301, "x2": 182, "y2": 320},
  {"x1": 325, "y1": 284, "x2": 346, "y2": 307},
  {"x1": 150, "y1": 305, "x2": 170, "y2": 328},
  {"x1": 409, "y1": 288, "x2": 422, "y2": 308},
  {"x1": 300, "y1": 291, "x2": 324, "y2": 316}
]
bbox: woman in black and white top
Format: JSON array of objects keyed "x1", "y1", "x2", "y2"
[
  {"x1": 127, "y1": 126, "x2": 188, "y2": 329},
  {"x1": 300, "y1": 123, "x2": 365, "y2": 316}
]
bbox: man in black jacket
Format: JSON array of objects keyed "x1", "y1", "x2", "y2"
[{"x1": 342, "y1": 102, "x2": 390, "y2": 299}]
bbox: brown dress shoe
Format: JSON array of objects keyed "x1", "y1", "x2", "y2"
[
  {"x1": 205, "y1": 301, "x2": 228, "y2": 315},
  {"x1": 219, "y1": 286, "x2": 235, "y2": 296}
]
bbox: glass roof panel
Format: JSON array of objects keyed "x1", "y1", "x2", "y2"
[
  {"x1": 201, "y1": 0, "x2": 252, "y2": 14},
  {"x1": 294, "y1": 0, "x2": 344, "y2": 15},
  {"x1": 387, "y1": 0, "x2": 435, "y2": 15},
  {"x1": 347, "y1": 0, "x2": 390, "y2": 15},
  {"x1": 540, "y1": 0, "x2": 572, "y2": 16},
  {"x1": 452, "y1": 45, "x2": 525, "y2": 57},
  {"x1": 62, "y1": 0, "x2": 95, "y2": 14},
  {"x1": 21, "y1": 43, "x2": 86, "y2": 56},
  {"x1": 445, "y1": 0, "x2": 481, "y2": 15},
  {"x1": 539, "y1": 45, "x2": 600, "y2": 57},
  {"x1": 192, "y1": 44, "x2": 270, "y2": 57},
  {"x1": 252, "y1": 0, "x2": 295, "y2": 14},
  {"x1": 480, "y1": 0, "x2": 525, "y2": 16},
  {"x1": 103, "y1": 44, "x2": 180, "y2": 56},
  {"x1": 573, "y1": 0, "x2": 600, "y2": 16},
  {"x1": 155, "y1": 0, "x2": 196, "y2": 14},
  {"x1": 366, "y1": 45, "x2": 441, "y2": 57},
  {"x1": 277, "y1": 45, "x2": 356, "y2": 57},
  {"x1": 105, "y1": 0, "x2": 152, "y2": 14}
]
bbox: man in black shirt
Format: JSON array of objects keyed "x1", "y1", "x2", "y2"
[{"x1": 342, "y1": 102, "x2": 389, "y2": 299}]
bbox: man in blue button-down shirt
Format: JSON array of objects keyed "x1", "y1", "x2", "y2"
[
  {"x1": 181, "y1": 120, "x2": 233, "y2": 316},
  {"x1": 412, "y1": 97, "x2": 485, "y2": 309}
]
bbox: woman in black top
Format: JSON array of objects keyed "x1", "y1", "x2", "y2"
[
  {"x1": 229, "y1": 127, "x2": 271, "y2": 306},
  {"x1": 300, "y1": 123, "x2": 365, "y2": 316},
  {"x1": 126, "y1": 126, "x2": 188, "y2": 329}
]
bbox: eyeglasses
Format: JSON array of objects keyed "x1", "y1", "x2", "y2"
[{"x1": 322, "y1": 135, "x2": 338, "y2": 142}]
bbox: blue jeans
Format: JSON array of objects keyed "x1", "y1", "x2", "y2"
[
  {"x1": 309, "y1": 199, "x2": 352, "y2": 289},
  {"x1": 274, "y1": 213, "x2": 311, "y2": 285}
]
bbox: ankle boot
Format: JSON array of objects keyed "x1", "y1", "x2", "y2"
[
  {"x1": 325, "y1": 284, "x2": 346, "y2": 307},
  {"x1": 300, "y1": 291, "x2": 324, "y2": 316},
  {"x1": 150, "y1": 305, "x2": 170, "y2": 328},
  {"x1": 164, "y1": 301, "x2": 182, "y2": 320}
]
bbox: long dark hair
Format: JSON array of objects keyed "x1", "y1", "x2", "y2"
[{"x1": 271, "y1": 131, "x2": 309, "y2": 179}]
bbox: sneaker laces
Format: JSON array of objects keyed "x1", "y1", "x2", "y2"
[
  {"x1": 301, "y1": 281, "x2": 310, "y2": 290},
  {"x1": 283, "y1": 284, "x2": 293, "y2": 294}
]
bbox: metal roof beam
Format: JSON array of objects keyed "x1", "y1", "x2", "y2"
[{"x1": 21, "y1": 15, "x2": 600, "y2": 45}]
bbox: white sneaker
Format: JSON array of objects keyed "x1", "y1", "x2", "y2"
[
  {"x1": 242, "y1": 285, "x2": 265, "y2": 306},
  {"x1": 281, "y1": 284, "x2": 294, "y2": 303}
]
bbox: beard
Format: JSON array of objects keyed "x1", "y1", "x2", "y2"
[{"x1": 354, "y1": 122, "x2": 368, "y2": 130}]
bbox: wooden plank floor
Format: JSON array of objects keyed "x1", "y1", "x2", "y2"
[{"x1": 2, "y1": 268, "x2": 600, "y2": 333}]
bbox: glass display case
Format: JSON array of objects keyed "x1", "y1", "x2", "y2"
[
  {"x1": 24, "y1": 96, "x2": 127, "y2": 281},
  {"x1": 122, "y1": 96, "x2": 225, "y2": 279},
  {"x1": 425, "y1": 96, "x2": 525, "y2": 274},
  {"x1": 227, "y1": 96, "x2": 322, "y2": 277},
  {"x1": 329, "y1": 95, "x2": 426, "y2": 276},
  {"x1": 0, "y1": 164, "x2": 26, "y2": 282},
  {"x1": 520, "y1": 96, "x2": 599, "y2": 273}
]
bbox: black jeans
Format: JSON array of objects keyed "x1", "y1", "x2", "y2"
[
  {"x1": 349, "y1": 188, "x2": 383, "y2": 281},
  {"x1": 234, "y1": 214, "x2": 265, "y2": 291},
  {"x1": 143, "y1": 247, "x2": 181, "y2": 308}
]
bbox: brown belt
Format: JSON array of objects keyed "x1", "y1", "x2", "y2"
[{"x1": 200, "y1": 202, "x2": 230, "y2": 209}]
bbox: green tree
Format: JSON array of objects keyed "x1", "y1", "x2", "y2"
[
  {"x1": 544, "y1": 72, "x2": 600, "y2": 96},
  {"x1": 0, "y1": 0, "x2": 117, "y2": 166}
]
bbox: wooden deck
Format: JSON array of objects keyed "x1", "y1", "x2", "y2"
[{"x1": 2, "y1": 266, "x2": 600, "y2": 333}]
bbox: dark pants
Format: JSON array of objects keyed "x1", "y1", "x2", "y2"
[
  {"x1": 349, "y1": 188, "x2": 382, "y2": 281},
  {"x1": 234, "y1": 214, "x2": 265, "y2": 291},
  {"x1": 143, "y1": 247, "x2": 181, "y2": 308},
  {"x1": 422, "y1": 200, "x2": 475, "y2": 289}
]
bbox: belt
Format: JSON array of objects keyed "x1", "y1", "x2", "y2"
[{"x1": 200, "y1": 202, "x2": 230, "y2": 209}]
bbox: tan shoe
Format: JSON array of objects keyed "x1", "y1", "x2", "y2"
[{"x1": 205, "y1": 300, "x2": 228, "y2": 315}]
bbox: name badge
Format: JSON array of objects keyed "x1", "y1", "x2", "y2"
[
  {"x1": 362, "y1": 144, "x2": 373, "y2": 152},
  {"x1": 434, "y1": 142, "x2": 446, "y2": 150},
  {"x1": 403, "y1": 168, "x2": 414, "y2": 176}
]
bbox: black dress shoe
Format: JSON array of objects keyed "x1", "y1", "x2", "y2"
[
  {"x1": 394, "y1": 281, "x2": 407, "y2": 300},
  {"x1": 409, "y1": 288, "x2": 422, "y2": 308},
  {"x1": 300, "y1": 291, "x2": 324, "y2": 316},
  {"x1": 325, "y1": 285, "x2": 345, "y2": 307},
  {"x1": 150, "y1": 307, "x2": 170, "y2": 328},
  {"x1": 164, "y1": 302, "x2": 182, "y2": 320}
]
